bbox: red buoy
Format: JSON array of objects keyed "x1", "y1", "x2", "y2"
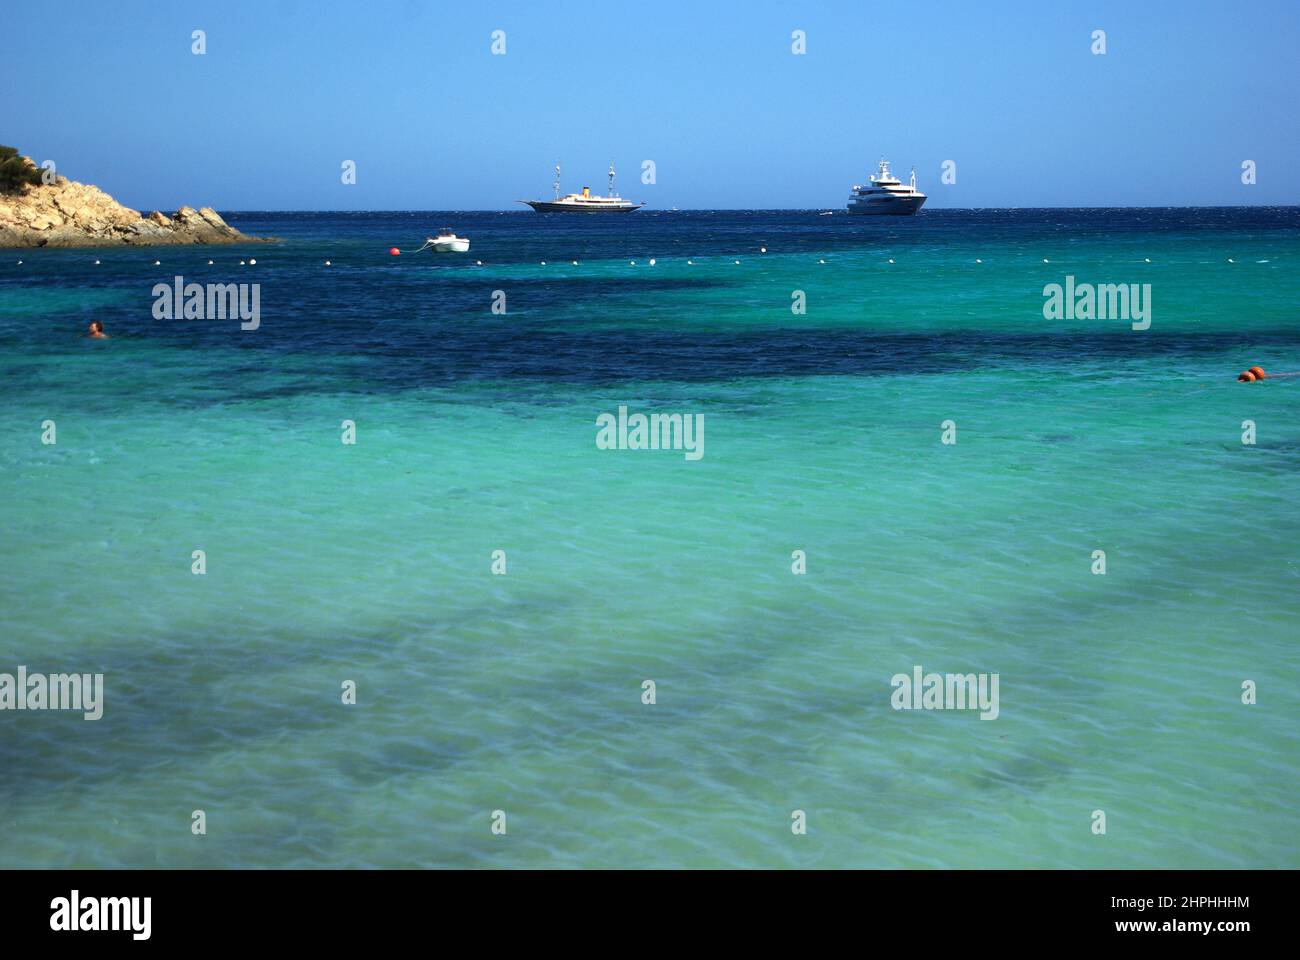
[
  {"x1": 1249, "y1": 366, "x2": 1266, "y2": 379},
  {"x1": 1238, "y1": 371, "x2": 1257, "y2": 382},
  {"x1": 389, "y1": 247, "x2": 400, "y2": 256}
]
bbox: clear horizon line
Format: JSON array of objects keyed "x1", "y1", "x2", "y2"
[{"x1": 193, "y1": 203, "x2": 1300, "y2": 215}]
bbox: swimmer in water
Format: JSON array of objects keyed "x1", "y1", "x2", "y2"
[{"x1": 88, "y1": 320, "x2": 108, "y2": 339}]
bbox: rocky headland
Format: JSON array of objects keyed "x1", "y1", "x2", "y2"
[{"x1": 0, "y1": 152, "x2": 268, "y2": 248}]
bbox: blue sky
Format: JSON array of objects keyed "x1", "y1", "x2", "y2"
[{"x1": 4, "y1": 0, "x2": 1297, "y2": 210}]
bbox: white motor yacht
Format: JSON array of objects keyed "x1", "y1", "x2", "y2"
[
  {"x1": 429, "y1": 229, "x2": 470, "y2": 253},
  {"x1": 846, "y1": 159, "x2": 926, "y2": 215}
]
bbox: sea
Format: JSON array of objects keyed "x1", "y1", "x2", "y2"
[{"x1": 1, "y1": 208, "x2": 1297, "y2": 868}]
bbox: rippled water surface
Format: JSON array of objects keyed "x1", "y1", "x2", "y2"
[{"x1": 1, "y1": 209, "x2": 1297, "y2": 867}]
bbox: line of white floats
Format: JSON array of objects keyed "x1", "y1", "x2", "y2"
[{"x1": 12, "y1": 254, "x2": 1268, "y2": 267}]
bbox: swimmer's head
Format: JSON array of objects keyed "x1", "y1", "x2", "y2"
[{"x1": 89, "y1": 321, "x2": 103, "y2": 335}]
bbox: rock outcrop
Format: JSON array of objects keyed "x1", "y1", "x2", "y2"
[{"x1": 0, "y1": 156, "x2": 267, "y2": 248}]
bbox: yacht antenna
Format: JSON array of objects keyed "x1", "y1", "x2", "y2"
[
  {"x1": 910, "y1": 167, "x2": 917, "y2": 191},
  {"x1": 554, "y1": 161, "x2": 561, "y2": 199},
  {"x1": 608, "y1": 161, "x2": 616, "y2": 197}
]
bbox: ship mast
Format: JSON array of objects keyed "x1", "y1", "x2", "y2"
[
  {"x1": 608, "y1": 161, "x2": 616, "y2": 197},
  {"x1": 554, "y1": 161, "x2": 561, "y2": 199}
]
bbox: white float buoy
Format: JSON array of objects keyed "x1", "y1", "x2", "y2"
[
  {"x1": 154, "y1": 260, "x2": 161, "y2": 265},
  {"x1": 239, "y1": 260, "x2": 245, "y2": 266},
  {"x1": 760, "y1": 247, "x2": 767, "y2": 253},
  {"x1": 687, "y1": 260, "x2": 693, "y2": 265},
  {"x1": 1228, "y1": 258, "x2": 1235, "y2": 263},
  {"x1": 325, "y1": 260, "x2": 332, "y2": 266},
  {"x1": 630, "y1": 261, "x2": 636, "y2": 265},
  {"x1": 208, "y1": 259, "x2": 214, "y2": 265},
  {"x1": 887, "y1": 258, "x2": 894, "y2": 264},
  {"x1": 1042, "y1": 258, "x2": 1049, "y2": 263},
  {"x1": 540, "y1": 261, "x2": 546, "y2": 265},
  {"x1": 572, "y1": 260, "x2": 578, "y2": 266},
  {"x1": 819, "y1": 259, "x2": 825, "y2": 264},
  {"x1": 17, "y1": 260, "x2": 22, "y2": 265},
  {"x1": 734, "y1": 260, "x2": 740, "y2": 265},
  {"x1": 975, "y1": 258, "x2": 982, "y2": 263},
  {"x1": 93, "y1": 260, "x2": 100, "y2": 265},
  {"x1": 1144, "y1": 258, "x2": 1151, "y2": 263},
  {"x1": 475, "y1": 260, "x2": 481, "y2": 265},
  {"x1": 649, "y1": 258, "x2": 656, "y2": 266},
  {"x1": 249, "y1": 258, "x2": 256, "y2": 265}
]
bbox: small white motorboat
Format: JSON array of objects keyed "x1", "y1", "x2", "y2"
[{"x1": 429, "y1": 229, "x2": 470, "y2": 253}]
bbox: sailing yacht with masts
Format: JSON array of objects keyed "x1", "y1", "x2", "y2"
[{"x1": 520, "y1": 162, "x2": 644, "y2": 213}]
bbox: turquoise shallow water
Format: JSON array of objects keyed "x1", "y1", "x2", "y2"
[{"x1": 1, "y1": 209, "x2": 1297, "y2": 868}]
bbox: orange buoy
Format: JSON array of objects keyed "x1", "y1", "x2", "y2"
[
  {"x1": 1238, "y1": 371, "x2": 1257, "y2": 382},
  {"x1": 1249, "y1": 366, "x2": 1266, "y2": 379},
  {"x1": 389, "y1": 247, "x2": 400, "y2": 256}
]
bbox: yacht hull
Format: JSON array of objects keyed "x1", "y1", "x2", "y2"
[
  {"x1": 846, "y1": 196, "x2": 927, "y2": 216},
  {"x1": 523, "y1": 201, "x2": 644, "y2": 213},
  {"x1": 431, "y1": 239, "x2": 470, "y2": 253}
]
